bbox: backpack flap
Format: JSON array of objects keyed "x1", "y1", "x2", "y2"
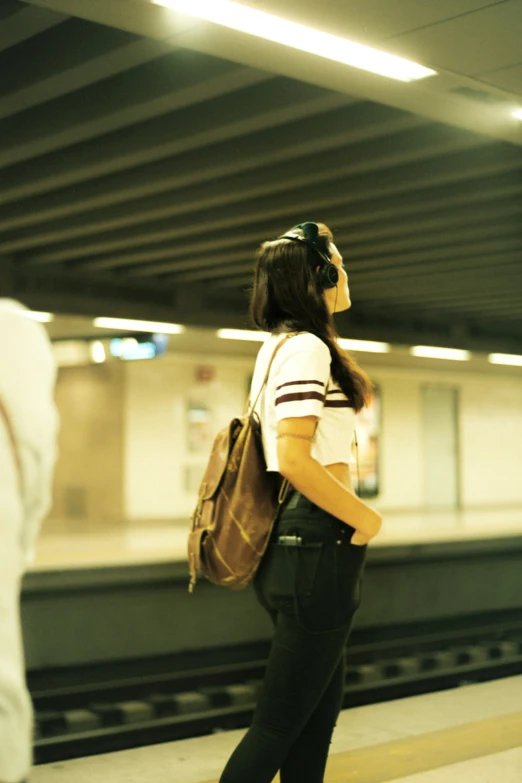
[
  {"x1": 198, "y1": 418, "x2": 242, "y2": 502},
  {"x1": 188, "y1": 418, "x2": 245, "y2": 593}
]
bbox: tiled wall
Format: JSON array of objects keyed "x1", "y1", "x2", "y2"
[{"x1": 45, "y1": 362, "x2": 125, "y2": 533}]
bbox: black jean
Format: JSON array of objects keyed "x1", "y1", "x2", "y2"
[{"x1": 219, "y1": 493, "x2": 367, "y2": 783}]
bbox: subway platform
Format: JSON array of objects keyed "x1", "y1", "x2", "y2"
[
  {"x1": 32, "y1": 675, "x2": 522, "y2": 783},
  {"x1": 32, "y1": 507, "x2": 522, "y2": 570}
]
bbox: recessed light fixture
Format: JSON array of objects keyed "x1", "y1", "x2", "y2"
[
  {"x1": 90, "y1": 341, "x2": 106, "y2": 364},
  {"x1": 93, "y1": 317, "x2": 184, "y2": 334},
  {"x1": 338, "y1": 338, "x2": 391, "y2": 353},
  {"x1": 410, "y1": 346, "x2": 471, "y2": 361},
  {"x1": 21, "y1": 310, "x2": 54, "y2": 323},
  {"x1": 512, "y1": 109, "x2": 522, "y2": 120},
  {"x1": 152, "y1": 0, "x2": 437, "y2": 82},
  {"x1": 217, "y1": 328, "x2": 269, "y2": 341},
  {"x1": 488, "y1": 353, "x2": 522, "y2": 367}
]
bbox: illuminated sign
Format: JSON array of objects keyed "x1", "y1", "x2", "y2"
[{"x1": 110, "y1": 333, "x2": 169, "y2": 361}]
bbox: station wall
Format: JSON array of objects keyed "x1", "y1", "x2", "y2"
[
  {"x1": 48, "y1": 362, "x2": 125, "y2": 534},
  {"x1": 45, "y1": 350, "x2": 522, "y2": 533},
  {"x1": 122, "y1": 352, "x2": 522, "y2": 521}
]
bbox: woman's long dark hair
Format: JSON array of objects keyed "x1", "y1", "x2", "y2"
[{"x1": 249, "y1": 222, "x2": 373, "y2": 412}]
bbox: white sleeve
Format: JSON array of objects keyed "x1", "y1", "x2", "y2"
[
  {"x1": 0, "y1": 303, "x2": 59, "y2": 564},
  {"x1": 273, "y1": 337, "x2": 331, "y2": 421},
  {"x1": 0, "y1": 509, "x2": 32, "y2": 783},
  {"x1": 19, "y1": 404, "x2": 59, "y2": 565}
]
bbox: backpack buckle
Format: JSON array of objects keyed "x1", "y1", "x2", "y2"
[
  {"x1": 192, "y1": 503, "x2": 202, "y2": 529},
  {"x1": 192, "y1": 483, "x2": 206, "y2": 529}
]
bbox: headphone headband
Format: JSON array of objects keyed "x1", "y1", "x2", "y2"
[
  {"x1": 278, "y1": 233, "x2": 331, "y2": 266},
  {"x1": 277, "y1": 222, "x2": 339, "y2": 290}
]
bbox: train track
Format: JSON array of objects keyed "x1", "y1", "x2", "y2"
[{"x1": 32, "y1": 610, "x2": 522, "y2": 764}]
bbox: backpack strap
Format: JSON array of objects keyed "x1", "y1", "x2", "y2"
[
  {"x1": 245, "y1": 332, "x2": 300, "y2": 417},
  {"x1": 246, "y1": 331, "x2": 332, "y2": 506}
]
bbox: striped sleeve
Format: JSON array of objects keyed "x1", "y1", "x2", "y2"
[{"x1": 273, "y1": 338, "x2": 331, "y2": 421}]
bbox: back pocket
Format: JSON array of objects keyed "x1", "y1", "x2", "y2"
[
  {"x1": 295, "y1": 544, "x2": 364, "y2": 634},
  {"x1": 254, "y1": 542, "x2": 323, "y2": 616}
]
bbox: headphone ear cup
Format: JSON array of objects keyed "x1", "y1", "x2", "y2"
[{"x1": 320, "y1": 262, "x2": 339, "y2": 290}]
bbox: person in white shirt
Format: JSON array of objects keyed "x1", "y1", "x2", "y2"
[
  {"x1": 220, "y1": 222, "x2": 382, "y2": 783},
  {"x1": 0, "y1": 300, "x2": 58, "y2": 783}
]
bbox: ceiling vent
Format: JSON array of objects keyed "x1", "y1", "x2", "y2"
[{"x1": 450, "y1": 86, "x2": 509, "y2": 105}]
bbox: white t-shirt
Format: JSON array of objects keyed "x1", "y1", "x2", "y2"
[{"x1": 250, "y1": 332, "x2": 356, "y2": 472}]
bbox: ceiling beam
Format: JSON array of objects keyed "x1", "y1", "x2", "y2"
[
  {"x1": 349, "y1": 237, "x2": 522, "y2": 276},
  {"x1": 160, "y1": 223, "x2": 522, "y2": 284},
  {"x1": 0, "y1": 94, "x2": 370, "y2": 230},
  {"x1": 125, "y1": 184, "x2": 522, "y2": 278},
  {"x1": 6, "y1": 261, "x2": 521, "y2": 352},
  {"x1": 341, "y1": 221, "x2": 522, "y2": 261},
  {"x1": 20, "y1": 0, "x2": 522, "y2": 149},
  {"x1": 357, "y1": 287, "x2": 522, "y2": 307},
  {"x1": 0, "y1": 26, "x2": 173, "y2": 119},
  {"x1": 0, "y1": 102, "x2": 418, "y2": 234},
  {"x1": 209, "y1": 243, "x2": 522, "y2": 293},
  {"x1": 0, "y1": 83, "x2": 344, "y2": 205},
  {"x1": 405, "y1": 301, "x2": 522, "y2": 317},
  {"x1": 140, "y1": 200, "x2": 522, "y2": 280},
  {"x1": 0, "y1": 53, "x2": 271, "y2": 170},
  {"x1": 21, "y1": 0, "x2": 195, "y2": 41},
  {"x1": 17, "y1": 142, "x2": 522, "y2": 267},
  {"x1": 1, "y1": 123, "x2": 485, "y2": 253},
  {"x1": 0, "y1": 2, "x2": 66, "y2": 52}
]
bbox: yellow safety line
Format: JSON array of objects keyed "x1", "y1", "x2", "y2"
[{"x1": 199, "y1": 709, "x2": 522, "y2": 783}]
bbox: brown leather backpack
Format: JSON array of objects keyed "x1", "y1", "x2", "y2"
[{"x1": 187, "y1": 333, "x2": 298, "y2": 593}]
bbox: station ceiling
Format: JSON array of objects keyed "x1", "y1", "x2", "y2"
[{"x1": 1, "y1": 0, "x2": 522, "y2": 352}]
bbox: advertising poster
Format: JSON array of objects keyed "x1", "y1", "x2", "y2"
[
  {"x1": 187, "y1": 402, "x2": 213, "y2": 453},
  {"x1": 185, "y1": 368, "x2": 216, "y2": 493},
  {"x1": 353, "y1": 385, "x2": 380, "y2": 498}
]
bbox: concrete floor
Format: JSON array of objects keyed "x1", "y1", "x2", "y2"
[
  {"x1": 31, "y1": 507, "x2": 522, "y2": 570},
  {"x1": 386, "y1": 748, "x2": 522, "y2": 783},
  {"x1": 32, "y1": 676, "x2": 522, "y2": 783}
]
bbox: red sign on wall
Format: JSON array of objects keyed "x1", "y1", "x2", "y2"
[{"x1": 195, "y1": 366, "x2": 215, "y2": 383}]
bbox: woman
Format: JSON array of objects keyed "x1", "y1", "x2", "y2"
[{"x1": 219, "y1": 221, "x2": 382, "y2": 783}]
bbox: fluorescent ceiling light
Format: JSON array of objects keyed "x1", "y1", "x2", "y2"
[
  {"x1": 410, "y1": 346, "x2": 471, "y2": 361},
  {"x1": 217, "y1": 328, "x2": 269, "y2": 342},
  {"x1": 513, "y1": 109, "x2": 522, "y2": 120},
  {"x1": 90, "y1": 341, "x2": 106, "y2": 364},
  {"x1": 20, "y1": 310, "x2": 54, "y2": 323},
  {"x1": 152, "y1": 0, "x2": 436, "y2": 82},
  {"x1": 93, "y1": 317, "x2": 184, "y2": 334},
  {"x1": 488, "y1": 353, "x2": 522, "y2": 367},
  {"x1": 338, "y1": 338, "x2": 391, "y2": 353}
]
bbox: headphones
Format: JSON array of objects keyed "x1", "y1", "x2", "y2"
[{"x1": 278, "y1": 222, "x2": 339, "y2": 290}]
